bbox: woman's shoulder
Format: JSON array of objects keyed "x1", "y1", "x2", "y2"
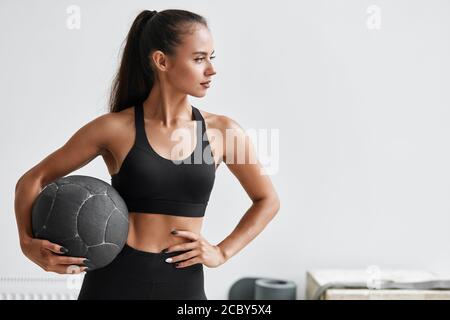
[
  {"x1": 197, "y1": 108, "x2": 244, "y2": 133},
  {"x1": 101, "y1": 106, "x2": 135, "y2": 127},
  {"x1": 84, "y1": 107, "x2": 134, "y2": 144}
]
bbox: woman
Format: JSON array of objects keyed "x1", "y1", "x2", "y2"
[{"x1": 14, "y1": 9, "x2": 280, "y2": 300}]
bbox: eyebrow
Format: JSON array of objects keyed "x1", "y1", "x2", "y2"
[{"x1": 192, "y1": 50, "x2": 215, "y2": 55}]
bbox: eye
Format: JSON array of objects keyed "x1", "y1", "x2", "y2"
[{"x1": 195, "y1": 56, "x2": 216, "y2": 63}]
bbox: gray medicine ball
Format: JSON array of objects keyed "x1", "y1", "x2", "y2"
[{"x1": 31, "y1": 175, "x2": 129, "y2": 271}]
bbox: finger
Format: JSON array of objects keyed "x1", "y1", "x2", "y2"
[
  {"x1": 166, "y1": 250, "x2": 200, "y2": 264},
  {"x1": 62, "y1": 265, "x2": 88, "y2": 274},
  {"x1": 166, "y1": 241, "x2": 198, "y2": 253},
  {"x1": 47, "y1": 264, "x2": 87, "y2": 274},
  {"x1": 41, "y1": 240, "x2": 69, "y2": 255},
  {"x1": 175, "y1": 257, "x2": 202, "y2": 268},
  {"x1": 171, "y1": 230, "x2": 200, "y2": 241},
  {"x1": 54, "y1": 256, "x2": 88, "y2": 266}
]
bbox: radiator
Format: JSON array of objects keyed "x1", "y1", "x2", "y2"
[{"x1": 0, "y1": 275, "x2": 84, "y2": 300}]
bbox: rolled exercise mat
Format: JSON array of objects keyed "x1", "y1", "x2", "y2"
[
  {"x1": 228, "y1": 277, "x2": 260, "y2": 300},
  {"x1": 254, "y1": 278, "x2": 297, "y2": 300}
]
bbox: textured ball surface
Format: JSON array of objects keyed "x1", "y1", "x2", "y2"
[{"x1": 31, "y1": 175, "x2": 129, "y2": 271}]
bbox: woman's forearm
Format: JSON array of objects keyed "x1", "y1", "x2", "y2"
[
  {"x1": 216, "y1": 196, "x2": 280, "y2": 262},
  {"x1": 14, "y1": 172, "x2": 43, "y2": 248}
]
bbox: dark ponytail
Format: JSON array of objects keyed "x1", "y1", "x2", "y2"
[{"x1": 109, "y1": 9, "x2": 209, "y2": 113}]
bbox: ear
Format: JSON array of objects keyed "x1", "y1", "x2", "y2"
[{"x1": 151, "y1": 50, "x2": 169, "y2": 71}]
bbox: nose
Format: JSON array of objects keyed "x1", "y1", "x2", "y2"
[
  {"x1": 207, "y1": 67, "x2": 217, "y2": 77},
  {"x1": 206, "y1": 61, "x2": 217, "y2": 76}
]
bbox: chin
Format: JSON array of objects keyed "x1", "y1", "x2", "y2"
[{"x1": 190, "y1": 91, "x2": 207, "y2": 98}]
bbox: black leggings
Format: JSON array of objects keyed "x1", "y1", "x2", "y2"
[{"x1": 77, "y1": 243, "x2": 207, "y2": 300}]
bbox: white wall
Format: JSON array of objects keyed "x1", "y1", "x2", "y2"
[{"x1": 1, "y1": 0, "x2": 450, "y2": 299}]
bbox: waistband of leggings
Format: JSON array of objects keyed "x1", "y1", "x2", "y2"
[{"x1": 122, "y1": 243, "x2": 189, "y2": 258}]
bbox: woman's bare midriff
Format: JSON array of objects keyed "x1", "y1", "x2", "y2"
[{"x1": 126, "y1": 212, "x2": 204, "y2": 253}]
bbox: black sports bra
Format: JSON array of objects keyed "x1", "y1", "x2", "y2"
[{"x1": 111, "y1": 103, "x2": 216, "y2": 217}]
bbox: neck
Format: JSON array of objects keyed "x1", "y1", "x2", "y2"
[{"x1": 142, "y1": 80, "x2": 192, "y2": 128}]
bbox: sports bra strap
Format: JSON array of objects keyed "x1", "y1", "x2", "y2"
[
  {"x1": 134, "y1": 103, "x2": 147, "y2": 148},
  {"x1": 191, "y1": 106, "x2": 206, "y2": 150},
  {"x1": 192, "y1": 106, "x2": 214, "y2": 165}
]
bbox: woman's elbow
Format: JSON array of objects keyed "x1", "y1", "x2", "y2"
[
  {"x1": 269, "y1": 195, "x2": 280, "y2": 214},
  {"x1": 274, "y1": 197, "x2": 281, "y2": 213}
]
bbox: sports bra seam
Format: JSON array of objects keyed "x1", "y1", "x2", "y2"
[{"x1": 126, "y1": 197, "x2": 208, "y2": 205}]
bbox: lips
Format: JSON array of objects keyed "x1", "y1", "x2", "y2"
[{"x1": 201, "y1": 81, "x2": 211, "y2": 88}]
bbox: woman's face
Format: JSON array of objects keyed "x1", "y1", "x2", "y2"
[{"x1": 162, "y1": 24, "x2": 217, "y2": 97}]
